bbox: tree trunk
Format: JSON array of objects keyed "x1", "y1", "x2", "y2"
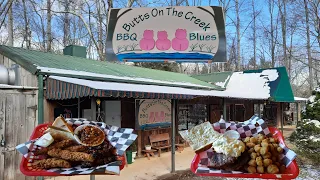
[
  {"x1": 63, "y1": 0, "x2": 70, "y2": 46},
  {"x1": 279, "y1": 0, "x2": 287, "y2": 69},
  {"x1": 269, "y1": 0, "x2": 275, "y2": 67},
  {"x1": 22, "y1": 0, "x2": 31, "y2": 49},
  {"x1": 7, "y1": 2, "x2": 13, "y2": 46},
  {"x1": 236, "y1": 0, "x2": 240, "y2": 71},
  {"x1": 97, "y1": 0, "x2": 104, "y2": 60},
  {"x1": 252, "y1": 0, "x2": 256, "y2": 69},
  {"x1": 47, "y1": 0, "x2": 52, "y2": 51},
  {"x1": 304, "y1": 0, "x2": 314, "y2": 91}
]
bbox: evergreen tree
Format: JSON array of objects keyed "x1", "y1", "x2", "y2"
[{"x1": 303, "y1": 85, "x2": 320, "y2": 120}]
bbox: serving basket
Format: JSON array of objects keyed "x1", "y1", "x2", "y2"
[
  {"x1": 18, "y1": 122, "x2": 129, "y2": 176},
  {"x1": 190, "y1": 127, "x2": 299, "y2": 179}
]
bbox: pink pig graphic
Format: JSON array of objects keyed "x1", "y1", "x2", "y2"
[
  {"x1": 172, "y1": 29, "x2": 189, "y2": 51},
  {"x1": 156, "y1": 31, "x2": 171, "y2": 51},
  {"x1": 139, "y1": 30, "x2": 155, "y2": 51}
]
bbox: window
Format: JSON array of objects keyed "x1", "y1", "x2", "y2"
[{"x1": 178, "y1": 104, "x2": 207, "y2": 130}]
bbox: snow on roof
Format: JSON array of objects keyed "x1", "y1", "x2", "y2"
[
  {"x1": 294, "y1": 97, "x2": 308, "y2": 102},
  {"x1": 50, "y1": 71, "x2": 279, "y2": 100},
  {"x1": 39, "y1": 67, "x2": 213, "y2": 89},
  {"x1": 210, "y1": 69, "x2": 279, "y2": 99},
  {"x1": 215, "y1": 75, "x2": 231, "y2": 88}
]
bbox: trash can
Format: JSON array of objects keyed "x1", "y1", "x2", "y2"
[{"x1": 126, "y1": 150, "x2": 133, "y2": 164}]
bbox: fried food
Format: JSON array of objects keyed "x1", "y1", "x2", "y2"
[
  {"x1": 247, "y1": 166, "x2": 257, "y2": 173},
  {"x1": 257, "y1": 165, "x2": 265, "y2": 173},
  {"x1": 262, "y1": 152, "x2": 272, "y2": 159},
  {"x1": 65, "y1": 145, "x2": 88, "y2": 152},
  {"x1": 34, "y1": 140, "x2": 75, "y2": 155},
  {"x1": 267, "y1": 164, "x2": 279, "y2": 174},
  {"x1": 277, "y1": 147, "x2": 283, "y2": 153},
  {"x1": 256, "y1": 156, "x2": 263, "y2": 166},
  {"x1": 32, "y1": 158, "x2": 71, "y2": 169},
  {"x1": 248, "y1": 159, "x2": 256, "y2": 166},
  {"x1": 254, "y1": 145, "x2": 261, "y2": 153},
  {"x1": 250, "y1": 152, "x2": 257, "y2": 159},
  {"x1": 246, "y1": 142, "x2": 255, "y2": 148},
  {"x1": 260, "y1": 146, "x2": 269, "y2": 155},
  {"x1": 48, "y1": 149, "x2": 94, "y2": 162},
  {"x1": 249, "y1": 137, "x2": 257, "y2": 144},
  {"x1": 263, "y1": 159, "x2": 272, "y2": 167}
]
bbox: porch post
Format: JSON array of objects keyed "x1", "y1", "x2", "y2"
[
  {"x1": 171, "y1": 99, "x2": 176, "y2": 173},
  {"x1": 280, "y1": 103, "x2": 284, "y2": 134},
  {"x1": 223, "y1": 98, "x2": 227, "y2": 120},
  {"x1": 78, "y1": 97, "x2": 80, "y2": 118},
  {"x1": 38, "y1": 74, "x2": 44, "y2": 125},
  {"x1": 37, "y1": 75, "x2": 44, "y2": 180}
]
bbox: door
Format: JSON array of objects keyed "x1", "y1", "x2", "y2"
[
  {"x1": 104, "y1": 101, "x2": 121, "y2": 127},
  {"x1": 0, "y1": 90, "x2": 37, "y2": 180}
]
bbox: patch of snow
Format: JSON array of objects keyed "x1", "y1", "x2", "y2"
[
  {"x1": 309, "y1": 95, "x2": 316, "y2": 103},
  {"x1": 211, "y1": 69, "x2": 279, "y2": 99},
  {"x1": 38, "y1": 67, "x2": 212, "y2": 89},
  {"x1": 309, "y1": 136, "x2": 320, "y2": 142},
  {"x1": 304, "y1": 120, "x2": 320, "y2": 128},
  {"x1": 215, "y1": 75, "x2": 231, "y2": 88}
]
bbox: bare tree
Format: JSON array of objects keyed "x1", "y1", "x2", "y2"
[
  {"x1": 7, "y1": 0, "x2": 13, "y2": 46},
  {"x1": 47, "y1": 0, "x2": 52, "y2": 51},
  {"x1": 22, "y1": 0, "x2": 31, "y2": 49},
  {"x1": 268, "y1": 0, "x2": 276, "y2": 67},
  {"x1": 278, "y1": 0, "x2": 288, "y2": 72},
  {"x1": 63, "y1": 0, "x2": 71, "y2": 46},
  {"x1": 304, "y1": 0, "x2": 314, "y2": 91},
  {"x1": 252, "y1": 0, "x2": 256, "y2": 69},
  {"x1": 236, "y1": 0, "x2": 241, "y2": 71}
]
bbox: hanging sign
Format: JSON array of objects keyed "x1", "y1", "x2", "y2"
[
  {"x1": 135, "y1": 99, "x2": 171, "y2": 129},
  {"x1": 107, "y1": 6, "x2": 226, "y2": 62}
]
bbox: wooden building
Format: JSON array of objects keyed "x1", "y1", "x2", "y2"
[{"x1": 0, "y1": 45, "x2": 300, "y2": 179}]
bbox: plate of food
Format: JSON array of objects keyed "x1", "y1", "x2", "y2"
[
  {"x1": 180, "y1": 116, "x2": 299, "y2": 179},
  {"x1": 16, "y1": 116, "x2": 138, "y2": 176}
]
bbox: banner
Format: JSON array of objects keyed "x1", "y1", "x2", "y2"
[
  {"x1": 135, "y1": 99, "x2": 171, "y2": 129},
  {"x1": 107, "y1": 6, "x2": 226, "y2": 62}
]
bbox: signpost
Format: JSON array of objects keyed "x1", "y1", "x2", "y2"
[{"x1": 107, "y1": 6, "x2": 226, "y2": 62}]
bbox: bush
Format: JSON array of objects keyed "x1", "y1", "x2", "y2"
[{"x1": 289, "y1": 119, "x2": 320, "y2": 164}]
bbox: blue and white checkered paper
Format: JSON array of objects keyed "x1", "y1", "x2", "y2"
[{"x1": 15, "y1": 119, "x2": 137, "y2": 176}]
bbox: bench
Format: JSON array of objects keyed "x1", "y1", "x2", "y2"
[{"x1": 149, "y1": 133, "x2": 171, "y2": 157}]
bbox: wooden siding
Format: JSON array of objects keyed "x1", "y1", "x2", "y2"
[
  {"x1": 0, "y1": 54, "x2": 37, "y2": 87},
  {"x1": 0, "y1": 89, "x2": 37, "y2": 180}
]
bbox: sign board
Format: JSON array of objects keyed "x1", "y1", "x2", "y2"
[
  {"x1": 107, "y1": 6, "x2": 226, "y2": 62},
  {"x1": 135, "y1": 99, "x2": 171, "y2": 129}
]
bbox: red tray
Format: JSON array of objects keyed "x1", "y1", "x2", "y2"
[
  {"x1": 191, "y1": 127, "x2": 299, "y2": 179},
  {"x1": 20, "y1": 123, "x2": 126, "y2": 176}
]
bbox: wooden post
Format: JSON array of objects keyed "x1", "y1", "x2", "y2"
[
  {"x1": 280, "y1": 103, "x2": 284, "y2": 134},
  {"x1": 297, "y1": 103, "x2": 301, "y2": 126},
  {"x1": 223, "y1": 99, "x2": 227, "y2": 120},
  {"x1": 276, "y1": 102, "x2": 282, "y2": 128},
  {"x1": 78, "y1": 97, "x2": 80, "y2": 118},
  {"x1": 37, "y1": 75, "x2": 44, "y2": 124},
  {"x1": 91, "y1": 98, "x2": 96, "y2": 121},
  {"x1": 171, "y1": 99, "x2": 176, "y2": 173}
]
